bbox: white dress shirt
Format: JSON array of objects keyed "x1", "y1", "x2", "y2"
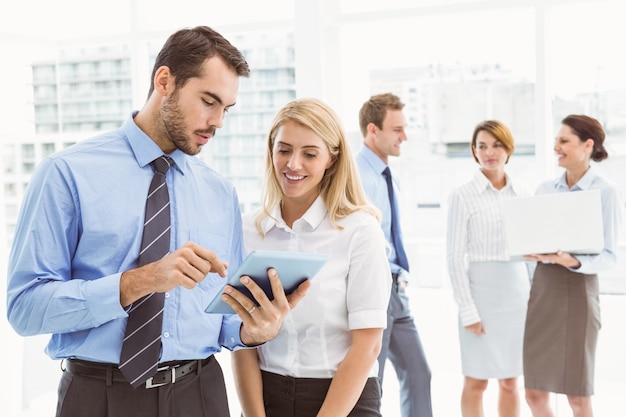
[
  {"x1": 243, "y1": 196, "x2": 391, "y2": 378},
  {"x1": 446, "y1": 169, "x2": 530, "y2": 326}
]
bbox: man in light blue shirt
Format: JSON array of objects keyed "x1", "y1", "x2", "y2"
[
  {"x1": 7, "y1": 26, "x2": 308, "y2": 417},
  {"x1": 356, "y1": 93, "x2": 433, "y2": 417}
]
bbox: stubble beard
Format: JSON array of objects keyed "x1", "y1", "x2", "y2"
[{"x1": 161, "y1": 91, "x2": 201, "y2": 156}]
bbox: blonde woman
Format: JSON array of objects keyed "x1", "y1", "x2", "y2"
[
  {"x1": 231, "y1": 98, "x2": 391, "y2": 417},
  {"x1": 446, "y1": 120, "x2": 531, "y2": 417}
]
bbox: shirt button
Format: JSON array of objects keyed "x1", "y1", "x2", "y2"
[
  {"x1": 165, "y1": 292, "x2": 170, "y2": 299},
  {"x1": 163, "y1": 332, "x2": 170, "y2": 338}
]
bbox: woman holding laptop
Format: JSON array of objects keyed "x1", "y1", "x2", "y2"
[
  {"x1": 523, "y1": 114, "x2": 622, "y2": 417},
  {"x1": 446, "y1": 120, "x2": 531, "y2": 417},
  {"x1": 230, "y1": 98, "x2": 391, "y2": 417}
]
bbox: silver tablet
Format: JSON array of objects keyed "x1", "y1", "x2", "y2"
[{"x1": 204, "y1": 250, "x2": 330, "y2": 314}]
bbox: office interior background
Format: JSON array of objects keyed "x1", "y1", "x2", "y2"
[{"x1": 1, "y1": 0, "x2": 625, "y2": 416}]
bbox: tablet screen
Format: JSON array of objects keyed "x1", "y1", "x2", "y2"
[{"x1": 204, "y1": 250, "x2": 329, "y2": 314}]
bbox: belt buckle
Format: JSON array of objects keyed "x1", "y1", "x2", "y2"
[{"x1": 145, "y1": 367, "x2": 176, "y2": 389}]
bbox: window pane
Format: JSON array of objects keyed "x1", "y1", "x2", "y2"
[{"x1": 339, "y1": 7, "x2": 535, "y2": 287}]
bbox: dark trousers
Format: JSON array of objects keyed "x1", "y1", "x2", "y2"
[
  {"x1": 56, "y1": 356, "x2": 229, "y2": 417},
  {"x1": 378, "y1": 278, "x2": 433, "y2": 417},
  {"x1": 261, "y1": 370, "x2": 382, "y2": 417}
]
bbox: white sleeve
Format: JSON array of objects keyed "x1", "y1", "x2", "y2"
[{"x1": 446, "y1": 190, "x2": 480, "y2": 326}]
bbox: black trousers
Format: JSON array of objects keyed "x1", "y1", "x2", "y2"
[
  {"x1": 260, "y1": 370, "x2": 382, "y2": 417},
  {"x1": 56, "y1": 356, "x2": 229, "y2": 417}
]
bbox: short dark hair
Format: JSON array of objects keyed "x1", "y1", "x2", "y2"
[
  {"x1": 147, "y1": 26, "x2": 250, "y2": 97},
  {"x1": 358, "y1": 93, "x2": 405, "y2": 137}
]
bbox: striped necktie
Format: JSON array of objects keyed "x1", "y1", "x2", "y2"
[
  {"x1": 119, "y1": 155, "x2": 172, "y2": 388},
  {"x1": 382, "y1": 166, "x2": 410, "y2": 272}
]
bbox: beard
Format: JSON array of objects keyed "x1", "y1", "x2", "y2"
[{"x1": 160, "y1": 90, "x2": 216, "y2": 156}]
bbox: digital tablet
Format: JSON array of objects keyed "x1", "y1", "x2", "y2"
[{"x1": 204, "y1": 250, "x2": 330, "y2": 314}]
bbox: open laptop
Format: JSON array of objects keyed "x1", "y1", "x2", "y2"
[{"x1": 501, "y1": 189, "x2": 604, "y2": 259}]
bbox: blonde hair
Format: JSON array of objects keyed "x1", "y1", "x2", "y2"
[{"x1": 256, "y1": 98, "x2": 379, "y2": 235}]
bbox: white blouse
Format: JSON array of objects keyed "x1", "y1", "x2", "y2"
[
  {"x1": 446, "y1": 170, "x2": 530, "y2": 326},
  {"x1": 243, "y1": 196, "x2": 391, "y2": 378}
]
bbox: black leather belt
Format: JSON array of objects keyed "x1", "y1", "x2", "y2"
[{"x1": 65, "y1": 356, "x2": 213, "y2": 388}]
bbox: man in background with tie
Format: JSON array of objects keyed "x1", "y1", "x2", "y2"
[
  {"x1": 6, "y1": 26, "x2": 309, "y2": 417},
  {"x1": 356, "y1": 93, "x2": 433, "y2": 417}
]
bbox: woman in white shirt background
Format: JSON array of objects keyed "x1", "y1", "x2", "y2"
[
  {"x1": 231, "y1": 98, "x2": 392, "y2": 417},
  {"x1": 446, "y1": 120, "x2": 531, "y2": 417},
  {"x1": 523, "y1": 115, "x2": 623, "y2": 417}
]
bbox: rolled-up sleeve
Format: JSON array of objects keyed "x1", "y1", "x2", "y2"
[{"x1": 347, "y1": 217, "x2": 392, "y2": 330}]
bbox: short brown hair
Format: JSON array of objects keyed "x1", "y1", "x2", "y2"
[
  {"x1": 147, "y1": 26, "x2": 250, "y2": 97},
  {"x1": 358, "y1": 93, "x2": 405, "y2": 137},
  {"x1": 470, "y1": 120, "x2": 515, "y2": 164}
]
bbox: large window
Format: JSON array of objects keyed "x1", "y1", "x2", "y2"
[
  {"x1": 332, "y1": 1, "x2": 626, "y2": 293},
  {"x1": 2, "y1": 1, "x2": 625, "y2": 416},
  {"x1": 336, "y1": 5, "x2": 537, "y2": 288}
]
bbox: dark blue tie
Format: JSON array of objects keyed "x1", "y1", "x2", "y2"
[
  {"x1": 119, "y1": 156, "x2": 172, "y2": 388},
  {"x1": 382, "y1": 167, "x2": 409, "y2": 272}
]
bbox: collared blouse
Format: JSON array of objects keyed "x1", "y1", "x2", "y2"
[
  {"x1": 243, "y1": 196, "x2": 391, "y2": 378},
  {"x1": 446, "y1": 169, "x2": 530, "y2": 326}
]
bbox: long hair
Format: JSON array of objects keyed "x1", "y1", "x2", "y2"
[
  {"x1": 256, "y1": 98, "x2": 379, "y2": 235},
  {"x1": 148, "y1": 26, "x2": 250, "y2": 97}
]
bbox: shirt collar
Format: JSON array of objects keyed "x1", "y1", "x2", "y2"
[
  {"x1": 122, "y1": 112, "x2": 187, "y2": 175},
  {"x1": 471, "y1": 169, "x2": 491, "y2": 193},
  {"x1": 260, "y1": 195, "x2": 328, "y2": 234},
  {"x1": 359, "y1": 144, "x2": 388, "y2": 175},
  {"x1": 471, "y1": 169, "x2": 522, "y2": 194},
  {"x1": 554, "y1": 165, "x2": 596, "y2": 191}
]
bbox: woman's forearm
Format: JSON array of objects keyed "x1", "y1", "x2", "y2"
[
  {"x1": 316, "y1": 328, "x2": 383, "y2": 417},
  {"x1": 232, "y1": 348, "x2": 266, "y2": 417}
]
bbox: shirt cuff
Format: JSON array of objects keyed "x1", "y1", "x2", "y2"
[
  {"x1": 349, "y1": 308, "x2": 388, "y2": 330},
  {"x1": 459, "y1": 303, "x2": 481, "y2": 327},
  {"x1": 85, "y1": 273, "x2": 128, "y2": 322},
  {"x1": 220, "y1": 314, "x2": 247, "y2": 350}
]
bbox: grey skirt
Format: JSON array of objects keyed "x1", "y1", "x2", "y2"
[
  {"x1": 459, "y1": 261, "x2": 530, "y2": 379},
  {"x1": 523, "y1": 262, "x2": 600, "y2": 396}
]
